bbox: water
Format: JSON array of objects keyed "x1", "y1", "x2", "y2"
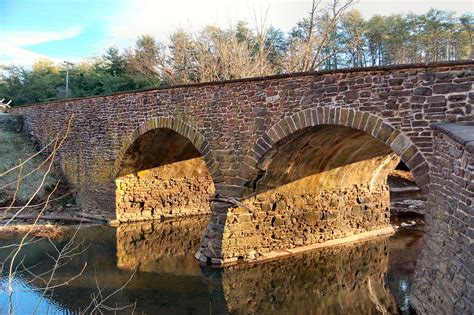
[{"x1": 0, "y1": 215, "x2": 424, "y2": 314}]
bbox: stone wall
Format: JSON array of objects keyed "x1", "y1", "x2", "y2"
[
  {"x1": 216, "y1": 184, "x2": 391, "y2": 262},
  {"x1": 115, "y1": 128, "x2": 215, "y2": 222},
  {"x1": 0, "y1": 113, "x2": 23, "y2": 132},
  {"x1": 116, "y1": 160, "x2": 214, "y2": 222},
  {"x1": 199, "y1": 124, "x2": 400, "y2": 263},
  {"x1": 411, "y1": 123, "x2": 473, "y2": 314},
  {"x1": 9, "y1": 62, "x2": 473, "y2": 217}
]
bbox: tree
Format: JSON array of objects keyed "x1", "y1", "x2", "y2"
[
  {"x1": 340, "y1": 9, "x2": 366, "y2": 67},
  {"x1": 1, "y1": 7, "x2": 472, "y2": 107},
  {"x1": 365, "y1": 15, "x2": 388, "y2": 66},
  {"x1": 264, "y1": 27, "x2": 287, "y2": 72},
  {"x1": 284, "y1": 0, "x2": 356, "y2": 72},
  {"x1": 460, "y1": 14, "x2": 474, "y2": 59},
  {"x1": 126, "y1": 35, "x2": 163, "y2": 87}
]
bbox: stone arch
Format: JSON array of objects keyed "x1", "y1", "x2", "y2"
[
  {"x1": 198, "y1": 107, "x2": 432, "y2": 265},
  {"x1": 114, "y1": 116, "x2": 221, "y2": 222},
  {"x1": 242, "y1": 107, "x2": 430, "y2": 193},
  {"x1": 115, "y1": 116, "x2": 221, "y2": 183}
]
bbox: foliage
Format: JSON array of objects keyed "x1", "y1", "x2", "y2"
[{"x1": 0, "y1": 3, "x2": 472, "y2": 106}]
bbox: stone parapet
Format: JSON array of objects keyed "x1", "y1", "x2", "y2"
[{"x1": 411, "y1": 122, "x2": 473, "y2": 314}]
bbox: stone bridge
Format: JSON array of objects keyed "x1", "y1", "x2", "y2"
[{"x1": 10, "y1": 61, "x2": 473, "y2": 313}]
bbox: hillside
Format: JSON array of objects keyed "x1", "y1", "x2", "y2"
[{"x1": 0, "y1": 114, "x2": 58, "y2": 206}]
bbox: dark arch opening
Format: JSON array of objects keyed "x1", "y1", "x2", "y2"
[
  {"x1": 250, "y1": 124, "x2": 425, "y2": 217},
  {"x1": 223, "y1": 124, "x2": 424, "y2": 260},
  {"x1": 115, "y1": 128, "x2": 215, "y2": 222},
  {"x1": 248, "y1": 125, "x2": 400, "y2": 196}
]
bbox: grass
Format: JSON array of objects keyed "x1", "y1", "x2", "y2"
[{"x1": 0, "y1": 130, "x2": 58, "y2": 205}]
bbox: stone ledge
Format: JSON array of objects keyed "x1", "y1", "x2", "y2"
[
  {"x1": 9, "y1": 60, "x2": 473, "y2": 109},
  {"x1": 110, "y1": 211, "x2": 211, "y2": 226},
  {"x1": 212, "y1": 226, "x2": 395, "y2": 267},
  {"x1": 432, "y1": 122, "x2": 474, "y2": 153}
]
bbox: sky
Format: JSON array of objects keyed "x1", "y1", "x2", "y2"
[{"x1": 1, "y1": 0, "x2": 473, "y2": 66}]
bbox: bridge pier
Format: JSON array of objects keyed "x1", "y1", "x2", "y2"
[
  {"x1": 197, "y1": 124, "x2": 403, "y2": 265},
  {"x1": 196, "y1": 180, "x2": 396, "y2": 265}
]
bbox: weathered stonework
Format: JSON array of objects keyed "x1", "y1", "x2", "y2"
[
  {"x1": 8, "y1": 63, "x2": 474, "y2": 312},
  {"x1": 0, "y1": 113, "x2": 23, "y2": 132},
  {"x1": 115, "y1": 127, "x2": 215, "y2": 222},
  {"x1": 116, "y1": 166, "x2": 214, "y2": 222},
  {"x1": 411, "y1": 123, "x2": 473, "y2": 314},
  {"x1": 214, "y1": 184, "x2": 391, "y2": 262},
  {"x1": 10, "y1": 62, "x2": 473, "y2": 219},
  {"x1": 198, "y1": 125, "x2": 400, "y2": 262}
]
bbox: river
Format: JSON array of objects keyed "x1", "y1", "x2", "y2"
[{"x1": 0, "y1": 214, "x2": 424, "y2": 314}]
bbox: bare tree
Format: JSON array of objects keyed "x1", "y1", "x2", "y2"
[
  {"x1": 0, "y1": 116, "x2": 134, "y2": 314},
  {"x1": 284, "y1": 0, "x2": 356, "y2": 72}
]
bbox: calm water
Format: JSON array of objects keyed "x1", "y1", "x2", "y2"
[{"x1": 0, "y1": 215, "x2": 424, "y2": 314}]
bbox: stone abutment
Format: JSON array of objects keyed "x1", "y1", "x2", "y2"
[
  {"x1": 411, "y1": 122, "x2": 473, "y2": 314},
  {"x1": 9, "y1": 61, "x2": 474, "y2": 314}
]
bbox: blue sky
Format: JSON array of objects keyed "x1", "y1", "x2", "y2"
[
  {"x1": 1, "y1": 0, "x2": 472, "y2": 66},
  {"x1": 0, "y1": 0, "x2": 121, "y2": 64}
]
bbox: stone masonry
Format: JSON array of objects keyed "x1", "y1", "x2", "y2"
[
  {"x1": 115, "y1": 128, "x2": 214, "y2": 222},
  {"x1": 410, "y1": 122, "x2": 473, "y2": 314},
  {"x1": 207, "y1": 125, "x2": 400, "y2": 261},
  {"x1": 11, "y1": 62, "x2": 473, "y2": 217},
  {"x1": 9, "y1": 61, "x2": 474, "y2": 312}
]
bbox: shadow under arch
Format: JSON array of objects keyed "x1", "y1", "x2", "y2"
[
  {"x1": 241, "y1": 107, "x2": 430, "y2": 196},
  {"x1": 197, "y1": 107, "x2": 432, "y2": 265},
  {"x1": 113, "y1": 116, "x2": 222, "y2": 222}
]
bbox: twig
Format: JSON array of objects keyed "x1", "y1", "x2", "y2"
[
  {"x1": 3, "y1": 160, "x2": 22, "y2": 219},
  {"x1": 0, "y1": 190, "x2": 76, "y2": 210},
  {"x1": 7, "y1": 182, "x2": 58, "y2": 301},
  {"x1": 4, "y1": 116, "x2": 72, "y2": 225},
  {"x1": 0, "y1": 138, "x2": 56, "y2": 177},
  {"x1": 1, "y1": 214, "x2": 93, "y2": 223}
]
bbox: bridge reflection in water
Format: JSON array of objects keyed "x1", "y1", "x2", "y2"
[
  {"x1": 114, "y1": 216, "x2": 408, "y2": 314},
  {"x1": 0, "y1": 216, "x2": 422, "y2": 314}
]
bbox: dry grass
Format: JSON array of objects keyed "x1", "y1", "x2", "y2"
[{"x1": 0, "y1": 131, "x2": 57, "y2": 205}]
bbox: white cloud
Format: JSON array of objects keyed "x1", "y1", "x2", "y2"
[
  {"x1": 3, "y1": 0, "x2": 472, "y2": 65},
  {"x1": 353, "y1": 0, "x2": 474, "y2": 18},
  {"x1": 107, "y1": 0, "x2": 311, "y2": 44},
  {"x1": 0, "y1": 28, "x2": 83, "y2": 66},
  {"x1": 107, "y1": 0, "x2": 473, "y2": 46}
]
